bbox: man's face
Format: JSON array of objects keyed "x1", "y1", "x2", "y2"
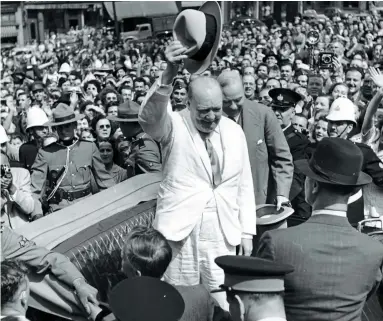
[
  {"x1": 121, "y1": 88, "x2": 132, "y2": 102},
  {"x1": 259, "y1": 89, "x2": 272, "y2": 106},
  {"x1": 272, "y1": 106, "x2": 295, "y2": 128},
  {"x1": 307, "y1": 76, "x2": 324, "y2": 97},
  {"x1": 281, "y1": 65, "x2": 293, "y2": 81},
  {"x1": 172, "y1": 88, "x2": 187, "y2": 105},
  {"x1": 266, "y1": 79, "x2": 280, "y2": 90},
  {"x1": 346, "y1": 71, "x2": 363, "y2": 95},
  {"x1": 319, "y1": 68, "x2": 331, "y2": 80},
  {"x1": 329, "y1": 42, "x2": 343, "y2": 57},
  {"x1": 134, "y1": 81, "x2": 145, "y2": 94},
  {"x1": 297, "y1": 75, "x2": 308, "y2": 88},
  {"x1": 150, "y1": 66, "x2": 159, "y2": 78},
  {"x1": 328, "y1": 120, "x2": 352, "y2": 139},
  {"x1": 257, "y1": 66, "x2": 268, "y2": 78},
  {"x1": 117, "y1": 69, "x2": 126, "y2": 79},
  {"x1": 332, "y1": 84, "x2": 348, "y2": 99},
  {"x1": 222, "y1": 81, "x2": 245, "y2": 118},
  {"x1": 190, "y1": 81, "x2": 222, "y2": 133},
  {"x1": 106, "y1": 92, "x2": 118, "y2": 103},
  {"x1": 182, "y1": 69, "x2": 191, "y2": 83},
  {"x1": 32, "y1": 126, "x2": 48, "y2": 139},
  {"x1": 56, "y1": 122, "x2": 76, "y2": 141},
  {"x1": 292, "y1": 115, "x2": 308, "y2": 133},
  {"x1": 243, "y1": 67, "x2": 255, "y2": 76},
  {"x1": 243, "y1": 76, "x2": 255, "y2": 99}
]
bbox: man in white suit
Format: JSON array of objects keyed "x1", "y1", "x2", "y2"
[{"x1": 139, "y1": 40, "x2": 256, "y2": 308}]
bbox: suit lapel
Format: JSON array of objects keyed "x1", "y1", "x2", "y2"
[{"x1": 180, "y1": 110, "x2": 213, "y2": 181}]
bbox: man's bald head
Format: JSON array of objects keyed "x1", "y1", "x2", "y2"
[{"x1": 188, "y1": 77, "x2": 223, "y2": 134}]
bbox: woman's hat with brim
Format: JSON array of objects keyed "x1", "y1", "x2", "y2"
[
  {"x1": 107, "y1": 100, "x2": 140, "y2": 122},
  {"x1": 295, "y1": 137, "x2": 372, "y2": 187},
  {"x1": 173, "y1": 1, "x2": 222, "y2": 74},
  {"x1": 256, "y1": 204, "x2": 295, "y2": 226},
  {"x1": 45, "y1": 103, "x2": 84, "y2": 126}
]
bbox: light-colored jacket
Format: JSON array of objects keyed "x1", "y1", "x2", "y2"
[
  {"x1": 1, "y1": 168, "x2": 35, "y2": 229},
  {"x1": 139, "y1": 85, "x2": 256, "y2": 246}
]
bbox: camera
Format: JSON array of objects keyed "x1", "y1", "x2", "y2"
[
  {"x1": 318, "y1": 52, "x2": 335, "y2": 70},
  {"x1": 1, "y1": 164, "x2": 11, "y2": 177}
]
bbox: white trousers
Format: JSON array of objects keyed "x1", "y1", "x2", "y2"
[{"x1": 163, "y1": 200, "x2": 235, "y2": 309}]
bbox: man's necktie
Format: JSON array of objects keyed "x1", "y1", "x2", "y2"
[{"x1": 204, "y1": 138, "x2": 222, "y2": 187}]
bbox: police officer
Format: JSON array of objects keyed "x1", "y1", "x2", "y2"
[
  {"x1": 107, "y1": 100, "x2": 161, "y2": 178},
  {"x1": 212, "y1": 255, "x2": 294, "y2": 321},
  {"x1": 269, "y1": 88, "x2": 311, "y2": 225},
  {"x1": 326, "y1": 97, "x2": 383, "y2": 227},
  {"x1": 30, "y1": 103, "x2": 115, "y2": 213}
]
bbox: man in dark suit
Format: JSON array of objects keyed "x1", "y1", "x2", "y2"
[
  {"x1": 257, "y1": 138, "x2": 383, "y2": 321},
  {"x1": 269, "y1": 88, "x2": 311, "y2": 224},
  {"x1": 217, "y1": 71, "x2": 293, "y2": 210},
  {"x1": 121, "y1": 226, "x2": 231, "y2": 321}
]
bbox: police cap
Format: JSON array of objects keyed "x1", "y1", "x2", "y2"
[{"x1": 269, "y1": 88, "x2": 301, "y2": 109}]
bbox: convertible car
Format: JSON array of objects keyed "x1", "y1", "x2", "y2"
[{"x1": 16, "y1": 173, "x2": 383, "y2": 321}]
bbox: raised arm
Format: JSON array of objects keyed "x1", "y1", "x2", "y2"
[{"x1": 138, "y1": 41, "x2": 188, "y2": 143}]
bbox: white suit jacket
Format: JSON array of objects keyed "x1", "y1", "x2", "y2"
[
  {"x1": 139, "y1": 84, "x2": 256, "y2": 246},
  {"x1": 1, "y1": 168, "x2": 35, "y2": 229}
]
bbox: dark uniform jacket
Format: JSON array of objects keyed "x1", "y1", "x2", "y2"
[
  {"x1": 19, "y1": 140, "x2": 39, "y2": 173},
  {"x1": 283, "y1": 124, "x2": 311, "y2": 222},
  {"x1": 123, "y1": 132, "x2": 162, "y2": 178},
  {"x1": 257, "y1": 214, "x2": 383, "y2": 321},
  {"x1": 30, "y1": 139, "x2": 115, "y2": 212}
]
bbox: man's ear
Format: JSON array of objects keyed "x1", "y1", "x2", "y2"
[
  {"x1": 20, "y1": 290, "x2": 28, "y2": 308},
  {"x1": 233, "y1": 294, "x2": 246, "y2": 321},
  {"x1": 312, "y1": 180, "x2": 320, "y2": 195}
]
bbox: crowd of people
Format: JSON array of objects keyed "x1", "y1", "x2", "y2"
[{"x1": 1, "y1": 2, "x2": 383, "y2": 321}]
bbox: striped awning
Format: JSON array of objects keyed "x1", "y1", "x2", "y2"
[
  {"x1": 1, "y1": 25, "x2": 18, "y2": 38},
  {"x1": 104, "y1": 1, "x2": 178, "y2": 19}
]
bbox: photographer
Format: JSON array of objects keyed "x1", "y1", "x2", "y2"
[{"x1": 1, "y1": 125, "x2": 38, "y2": 228}]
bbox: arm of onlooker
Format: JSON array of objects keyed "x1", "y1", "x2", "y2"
[
  {"x1": 256, "y1": 231, "x2": 277, "y2": 261},
  {"x1": 264, "y1": 108, "x2": 293, "y2": 199},
  {"x1": 361, "y1": 88, "x2": 383, "y2": 140},
  {"x1": 360, "y1": 145, "x2": 383, "y2": 187},
  {"x1": 2, "y1": 105, "x2": 17, "y2": 132},
  {"x1": 8, "y1": 169, "x2": 35, "y2": 216},
  {"x1": 2, "y1": 225, "x2": 84, "y2": 286}
]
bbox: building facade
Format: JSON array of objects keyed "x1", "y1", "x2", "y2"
[{"x1": 1, "y1": 2, "x2": 24, "y2": 46}]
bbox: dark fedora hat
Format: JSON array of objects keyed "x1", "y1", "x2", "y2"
[
  {"x1": 263, "y1": 53, "x2": 279, "y2": 63},
  {"x1": 109, "y1": 277, "x2": 185, "y2": 321},
  {"x1": 295, "y1": 137, "x2": 372, "y2": 186},
  {"x1": 107, "y1": 100, "x2": 140, "y2": 122},
  {"x1": 45, "y1": 103, "x2": 84, "y2": 126},
  {"x1": 256, "y1": 204, "x2": 294, "y2": 226}
]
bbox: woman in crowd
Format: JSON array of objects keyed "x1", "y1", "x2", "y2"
[{"x1": 97, "y1": 140, "x2": 127, "y2": 184}]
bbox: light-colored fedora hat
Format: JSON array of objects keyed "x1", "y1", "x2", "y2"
[
  {"x1": 256, "y1": 204, "x2": 294, "y2": 226},
  {"x1": 45, "y1": 103, "x2": 84, "y2": 127},
  {"x1": 26, "y1": 107, "x2": 49, "y2": 130},
  {"x1": 173, "y1": 1, "x2": 222, "y2": 74}
]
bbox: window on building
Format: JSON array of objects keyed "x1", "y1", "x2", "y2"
[{"x1": 343, "y1": 1, "x2": 359, "y2": 9}]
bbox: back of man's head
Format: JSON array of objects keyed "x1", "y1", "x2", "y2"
[
  {"x1": 121, "y1": 226, "x2": 172, "y2": 278},
  {"x1": 1, "y1": 260, "x2": 29, "y2": 313}
]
